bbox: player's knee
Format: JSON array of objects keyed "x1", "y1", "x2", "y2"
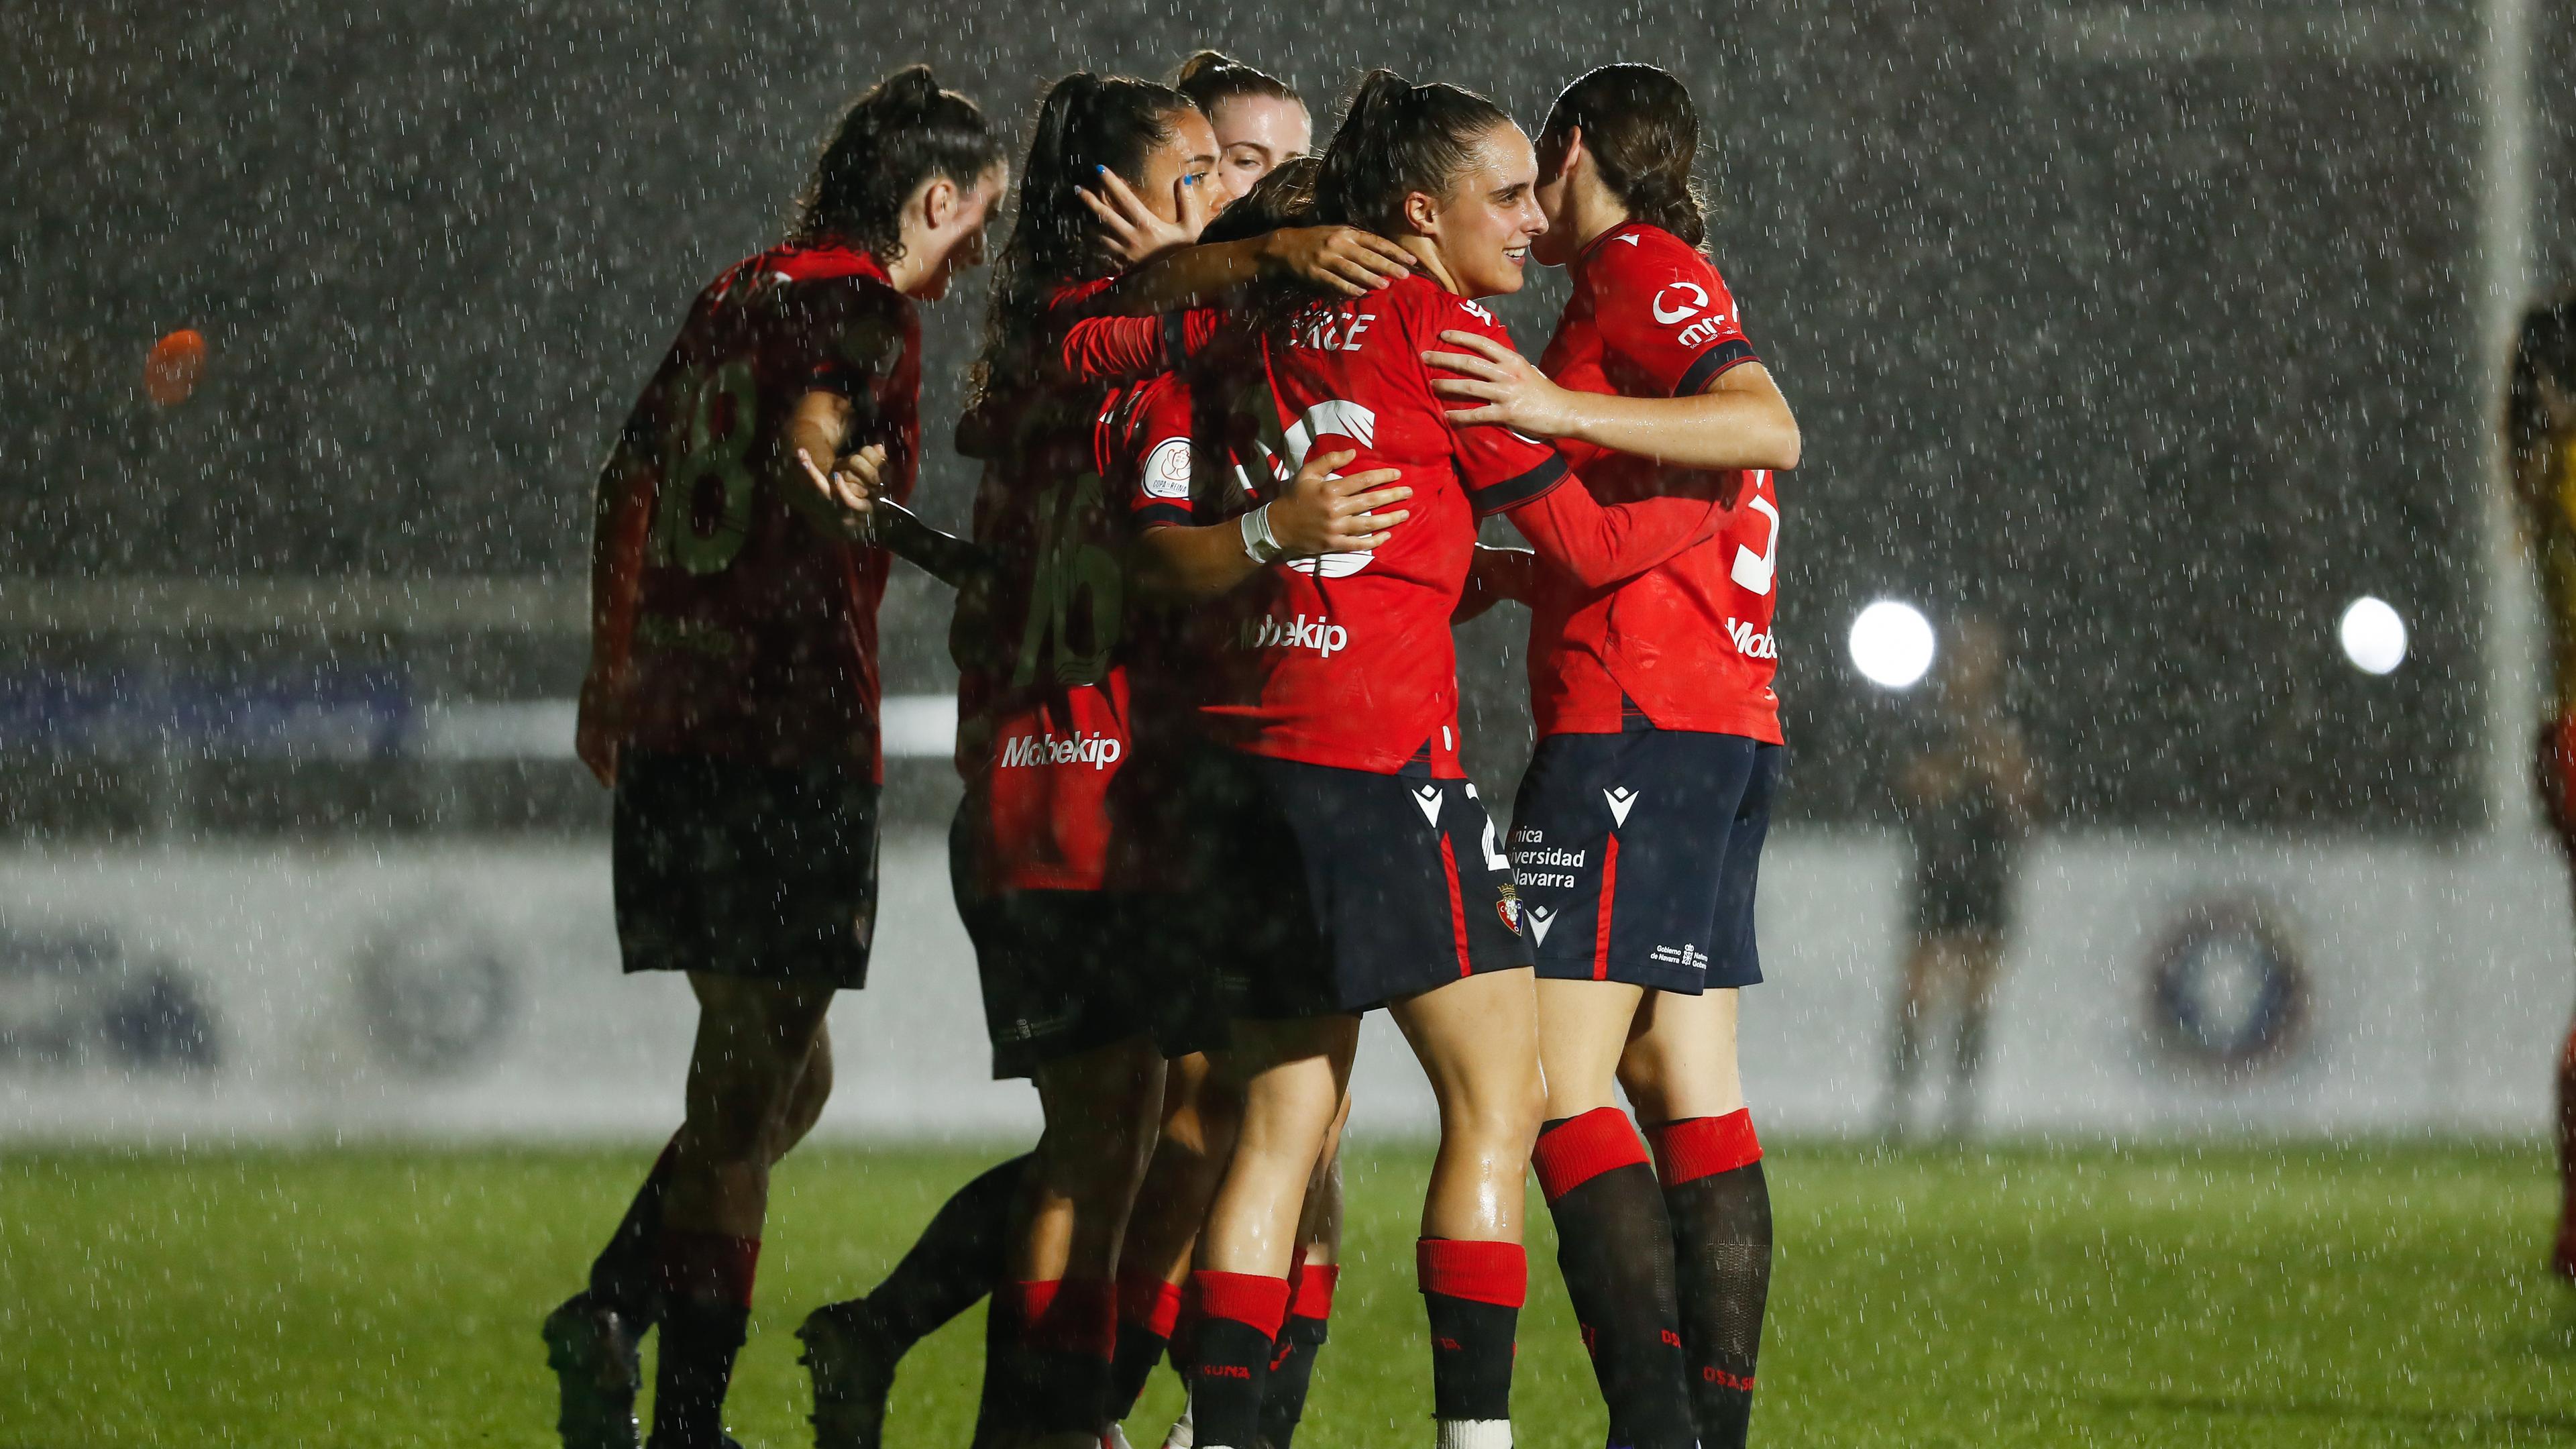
[{"x1": 1438, "y1": 1067, "x2": 1544, "y2": 1159}]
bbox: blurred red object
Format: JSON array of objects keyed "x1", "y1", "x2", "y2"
[{"x1": 144, "y1": 329, "x2": 209, "y2": 407}]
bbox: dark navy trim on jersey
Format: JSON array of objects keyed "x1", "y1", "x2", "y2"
[
  {"x1": 1160, "y1": 311, "x2": 1192, "y2": 372},
  {"x1": 1135, "y1": 501, "x2": 1193, "y2": 528},
  {"x1": 1676, "y1": 339, "x2": 1761, "y2": 398},
  {"x1": 1470, "y1": 451, "x2": 1570, "y2": 517}
]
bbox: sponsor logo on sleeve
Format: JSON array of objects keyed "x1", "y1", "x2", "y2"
[
  {"x1": 1141, "y1": 437, "x2": 1193, "y2": 500},
  {"x1": 1652, "y1": 280, "x2": 1734, "y2": 349}
]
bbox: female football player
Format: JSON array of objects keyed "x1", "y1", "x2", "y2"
[
  {"x1": 547, "y1": 64, "x2": 1007, "y2": 1449},
  {"x1": 795, "y1": 72, "x2": 1394, "y2": 1449},
  {"x1": 1157, "y1": 71, "x2": 1731, "y2": 1449},
  {"x1": 1417, "y1": 64, "x2": 1801, "y2": 1449}
]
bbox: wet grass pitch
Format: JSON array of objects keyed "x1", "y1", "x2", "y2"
[{"x1": 5, "y1": 1140, "x2": 2570, "y2": 1447}]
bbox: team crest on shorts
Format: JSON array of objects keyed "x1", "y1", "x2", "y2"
[{"x1": 1495, "y1": 883, "x2": 1523, "y2": 934}]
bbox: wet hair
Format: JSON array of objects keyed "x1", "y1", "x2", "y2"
[
  {"x1": 1172, "y1": 51, "x2": 1302, "y2": 121},
  {"x1": 789, "y1": 65, "x2": 1004, "y2": 262},
  {"x1": 1199, "y1": 155, "x2": 1319, "y2": 246},
  {"x1": 1310, "y1": 68, "x2": 1514, "y2": 237},
  {"x1": 973, "y1": 71, "x2": 1196, "y2": 402},
  {"x1": 2509, "y1": 296, "x2": 2576, "y2": 459},
  {"x1": 1538, "y1": 64, "x2": 1708, "y2": 249}
]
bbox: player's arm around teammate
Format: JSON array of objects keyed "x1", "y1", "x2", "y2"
[
  {"x1": 1167, "y1": 72, "x2": 1748, "y2": 1449},
  {"x1": 549, "y1": 68, "x2": 1008, "y2": 1449},
  {"x1": 1420, "y1": 67, "x2": 1799, "y2": 1449}
]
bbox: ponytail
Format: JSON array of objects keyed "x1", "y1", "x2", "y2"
[
  {"x1": 973, "y1": 70, "x2": 1195, "y2": 402},
  {"x1": 1311, "y1": 68, "x2": 1510, "y2": 237},
  {"x1": 1172, "y1": 50, "x2": 1301, "y2": 118},
  {"x1": 1538, "y1": 64, "x2": 1708, "y2": 249},
  {"x1": 790, "y1": 64, "x2": 1003, "y2": 261}
]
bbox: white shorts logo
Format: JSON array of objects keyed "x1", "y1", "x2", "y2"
[
  {"x1": 1411, "y1": 785, "x2": 1443, "y2": 828},
  {"x1": 1527, "y1": 905, "x2": 1558, "y2": 946},
  {"x1": 1604, "y1": 786, "x2": 1640, "y2": 827}
]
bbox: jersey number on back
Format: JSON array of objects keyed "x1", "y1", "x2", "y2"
[
  {"x1": 649, "y1": 358, "x2": 761, "y2": 576},
  {"x1": 1012, "y1": 472, "x2": 1124, "y2": 688}
]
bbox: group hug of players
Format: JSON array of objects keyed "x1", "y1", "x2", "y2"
[{"x1": 551, "y1": 50, "x2": 1801, "y2": 1449}]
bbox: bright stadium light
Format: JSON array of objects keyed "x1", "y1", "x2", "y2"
[
  {"x1": 2338, "y1": 596, "x2": 2406, "y2": 676},
  {"x1": 1849, "y1": 600, "x2": 1936, "y2": 690}
]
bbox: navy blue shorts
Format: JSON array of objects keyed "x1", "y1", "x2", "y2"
[
  {"x1": 613, "y1": 748, "x2": 879, "y2": 989},
  {"x1": 1507, "y1": 727, "x2": 1781, "y2": 993},
  {"x1": 1161, "y1": 743, "x2": 1532, "y2": 1019}
]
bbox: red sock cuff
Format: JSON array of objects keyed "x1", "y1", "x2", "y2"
[
  {"x1": 1649, "y1": 1109, "x2": 1762, "y2": 1185},
  {"x1": 1190, "y1": 1270, "x2": 1293, "y2": 1342},
  {"x1": 1291, "y1": 1263, "x2": 1340, "y2": 1322},
  {"x1": 1415, "y1": 1238, "x2": 1526, "y2": 1309},
  {"x1": 1002, "y1": 1279, "x2": 1118, "y2": 1358},
  {"x1": 1532, "y1": 1107, "x2": 1651, "y2": 1202},
  {"x1": 655, "y1": 1230, "x2": 760, "y2": 1309},
  {"x1": 1118, "y1": 1271, "x2": 1187, "y2": 1338}
]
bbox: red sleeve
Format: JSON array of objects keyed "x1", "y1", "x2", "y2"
[
  {"x1": 1427, "y1": 294, "x2": 1574, "y2": 515},
  {"x1": 1503, "y1": 482, "x2": 1724, "y2": 592},
  {"x1": 1049, "y1": 274, "x2": 1226, "y2": 384},
  {"x1": 1591, "y1": 230, "x2": 1760, "y2": 397},
  {"x1": 1123, "y1": 377, "x2": 1199, "y2": 529}
]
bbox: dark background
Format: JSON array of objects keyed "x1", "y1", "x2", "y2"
[{"x1": 9, "y1": 0, "x2": 2575, "y2": 837}]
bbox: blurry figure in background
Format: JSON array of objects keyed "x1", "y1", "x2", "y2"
[
  {"x1": 2506, "y1": 295, "x2": 2576, "y2": 1281},
  {"x1": 1883, "y1": 614, "x2": 2041, "y2": 1142}
]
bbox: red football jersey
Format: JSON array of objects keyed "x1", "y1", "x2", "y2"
[
  {"x1": 1529, "y1": 222, "x2": 1782, "y2": 742},
  {"x1": 1203, "y1": 272, "x2": 1719, "y2": 775},
  {"x1": 953, "y1": 286, "x2": 1197, "y2": 892},
  {"x1": 619, "y1": 244, "x2": 919, "y2": 775}
]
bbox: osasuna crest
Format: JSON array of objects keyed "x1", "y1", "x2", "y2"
[
  {"x1": 1495, "y1": 891, "x2": 1522, "y2": 935},
  {"x1": 1603, "y1": 786, "x2": 1640, "y2": 827}
]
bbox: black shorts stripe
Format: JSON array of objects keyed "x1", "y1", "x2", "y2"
[
  {"x1": 1470, "y1": 451, "x2": 1570, "y2": 517},
  {"x1": 1676, "y1": 339, "x2": 1760, "y2": 398}
]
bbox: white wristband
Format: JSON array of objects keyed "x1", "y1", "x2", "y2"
[{"x1": 1240, "y1": 502, "x2": 1285, "y2": 564}]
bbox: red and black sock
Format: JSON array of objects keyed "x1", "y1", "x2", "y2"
[
  {"x1": 1184, "y1": 1271, "x2": 1291, "y2": 1449},
  {"x1": 985, "y1": 1277, "x2": 1118, "y2": 1438},
  {"x1": 1109, "y1": 1271, "x2": 1186, "y2": 1421},
  {"x1": 1534, "y1": 1110, "x2": 1695, "y2": 1449},
  {"x1": 651, "y1": 1228, "x2": 759, "y2": 1446},
  {"x1": 865, "y1": 1152, "x2": 1030, "y2": 1347},
  {"x1": 586, "y1": 1132, "x2": 680, "y2": 1326},
  {"x1": 1257, "y1": 1260, "x2": 1339, "y2": 1449},
  {"x1": 1649, "y1": 1111, "x2": 1770, "y2": 1449},
  {"x1": 1417, "y1": 1238, "x2": 1524, "y2": 1432}
]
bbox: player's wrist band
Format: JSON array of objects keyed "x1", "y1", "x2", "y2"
[{"x1": 1240, "y1": 502, "x2": 1286, "y2": 564}]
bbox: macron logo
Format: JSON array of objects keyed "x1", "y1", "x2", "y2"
[
  {"x1": 1604, "y1": 786, "x2": 1640, "y2": 827},
  {"x1": 1411, "y1": 786, "x2": 1443, "y2": 828},
  {"x1": 998, "y1": 731, "x2": 1124, "y2": 770},
  {"x1": 1527, "y1": 906, "x2": 1557, "y2": 945}
]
